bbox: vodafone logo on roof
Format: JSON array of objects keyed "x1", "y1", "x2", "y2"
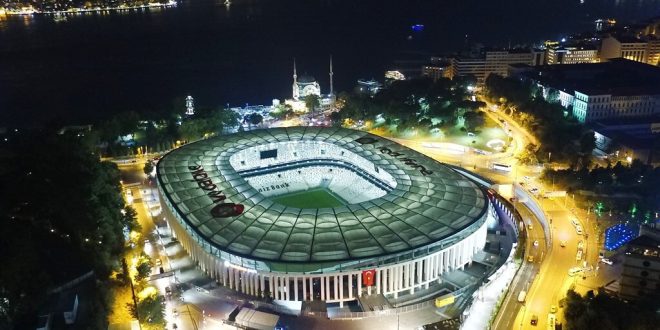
[{"x1": 188, "y1": 164, "x2": 245, "y2": 218}]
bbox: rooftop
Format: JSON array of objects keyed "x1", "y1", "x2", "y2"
[
  {"x1": 517, "y1": 58, "x2": 660, "y2": 96},
  {"x1": 156, "y1": 127, "x2": 488, "y2": 269}
]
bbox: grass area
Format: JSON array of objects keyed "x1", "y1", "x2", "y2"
[
  {"x1": 369, "y1": 116, "x2": 509, "y2": 152},
  {"x1": 271, "y1": 188, "x2": 345, "y2": 208}
]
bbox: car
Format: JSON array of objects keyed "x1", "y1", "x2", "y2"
[
  {"x1": 173, "y1": 309, "x2": 179, "y2": 317},
  {"x1": 527, "y1": 223, "x2": 533, "y2": 230},
  {"x1": 576, "y1": 225, "x2": 583, "y2": 235},
  {"x1": 571, "y1": 218, "x2": 580, "y2": 227},
  {"x1": 144, "y1": 239, "x2": 150, "y2": 244},
  {"x1": 530, "y1": 314, "x2": 538, "y2": 326},
  {"x1": 560, "y1": 240, "x2": 567, "y2": 247},
  {"x1": 533, "y1": 240, "x2": 539, "y2": 247},
  {"x1": 527, "y1": 255, "x2": 534, "y2": 263},
  {"x1": 568, "y1": 267, "x2": 582, "y2": 276},
  {"x1": 598, "y1": 251, "x2": 605, "y2": 259},
  {"x1": 577, "y1": 240, "x2": 584, "y2": 250},
  {"x1": 601, "y1": 258, "x2": 613, "y2": 265},
  {"x1": 530, "y1": 187, "x2": 540, "y2": 194},
  {"x1": 576, "y1": 250, "x2": 583, "y2": 261},
  {"x1": 165, "y1": 287, "x2": 172, "y2": 296},
  {"x1": 550, "y1": 305, "x2": 557, "y2": 313}
]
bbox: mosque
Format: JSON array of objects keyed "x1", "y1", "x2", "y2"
[{"x1": 285, "y1": 57, "x2": 336, "y2": 112}]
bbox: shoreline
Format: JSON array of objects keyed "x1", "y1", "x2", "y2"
[{"x1": 1, "y1": 1, "x2": 177, "y2": 16}]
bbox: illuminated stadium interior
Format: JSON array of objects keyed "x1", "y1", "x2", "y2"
[{"x1": 229, "y1": 141, "x2": 396, "y2": 208}]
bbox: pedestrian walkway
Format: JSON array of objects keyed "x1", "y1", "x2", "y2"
[{"x1": 460, "y1": 260, "x2": 519, "y2": 330}]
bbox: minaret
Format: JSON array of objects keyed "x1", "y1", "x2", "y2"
[
  {"x1": 185, "y1": 95, "x2": 194, "y2": 116},
  {"x1": 292, "y1": 58, "x2": 299, "y2": 100},
  {"x1": 329, "y1": 55, "x2": 334, "y2": 96}
]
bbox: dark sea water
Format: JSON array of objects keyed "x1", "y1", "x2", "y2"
[{"x1": 1, "y1": 0, "x2": 659, "y2": 124}]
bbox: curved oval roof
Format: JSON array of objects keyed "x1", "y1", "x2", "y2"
[{"x1": 157, "y1": 127, "x2": 487, "y2": 264}]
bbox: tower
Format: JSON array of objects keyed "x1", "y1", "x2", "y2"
[
  {"x1": 185, "y1": 95, "x2": 194, "y2": 116},
  {"x1": 292, "y1": 59, "x2": 299, "y2": 100},
  {"x1": 329, "y1": 55, "x2": 334, "y2": 96}
]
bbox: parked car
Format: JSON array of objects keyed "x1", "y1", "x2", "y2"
[{"x1": 601, "y1": 258, "x2": 613, "y2": 265}]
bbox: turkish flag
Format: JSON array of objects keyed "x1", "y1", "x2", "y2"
[{"x1": 362, "y1": 269, "x2": 376, "y2": 286}]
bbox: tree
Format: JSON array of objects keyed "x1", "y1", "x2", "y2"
[
  {"x1": 128, "y1": 293, "x2": 165, "y2": 326},
  {"x1": 463, "y1": 110, "x2": 485, "y2": 131},
  {"x1": 143, "y1": 161, "x2": 154, "y2": 177},
  {"x1": 247, "y1": 113, "x2": 263, "y2": 127},
  {"x1": 122, "y1": 206, "x2": 141, "y2": 233},
  {"x1": 304, "y1": 94, "x2": 321, "y2": 115},
  {"x1": 328, "y1": 111, "x2": 342, "y2": 126},
  {"x1": 135, "y1": 254, "x2": 152, "y2": 282},
  {"x1": 517, "y1": 143, "x2": 538, "y2": 165},
  {"x1": 579, "y1": 131, "x2": 596, "y2": 154}
]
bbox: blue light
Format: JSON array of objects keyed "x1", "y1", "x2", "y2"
[
  {"x1": 604, "y1": 223, "x2": 639, "y2": 251},
  {"x1": 412, "y1": 24, "x2": 425, "y2": 32}
]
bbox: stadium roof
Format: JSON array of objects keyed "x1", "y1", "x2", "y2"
[{"x1": 157, "y1": 127, "x2": 488, "y2": 266}]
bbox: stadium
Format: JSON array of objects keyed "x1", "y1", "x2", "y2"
[{"x1": 156, "y1": 127, "x2": 496, "y2": 307}]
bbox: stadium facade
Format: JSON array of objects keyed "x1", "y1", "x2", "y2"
[{"x1": 156, "y1": 127, "x2": 496, "y2": 306}]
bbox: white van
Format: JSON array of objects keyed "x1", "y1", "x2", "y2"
[
  {"x1": 518, "y1": 291, "x2": 527, "y2": 303},
  {"x1": 576, "y1": 225, "x2": 583, "y2": 235}
]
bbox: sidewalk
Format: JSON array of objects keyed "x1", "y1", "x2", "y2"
[{"x1": 460, "y1": 257, "x2": 519, "y2": 330}]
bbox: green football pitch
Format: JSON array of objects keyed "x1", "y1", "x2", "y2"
[{"x1": 271, "y1": 188, "x2": 345, "y2": 208}]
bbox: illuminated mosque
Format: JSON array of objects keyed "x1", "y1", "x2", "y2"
[{"x1": 285, "y1": 57, "x2": 336, "y2": 111}]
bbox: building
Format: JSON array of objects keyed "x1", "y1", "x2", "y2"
[
  {"x1": 595, "y1": 18, "x2": 616, "y2": 32},
  {"x1": 287, "y1": 58, "x2": 336, "y2": 111},
  {"x1": 591, "y1": 117, "x2": 660, "y2": 164},
  {"x1": 156, "y1": 127, "x2": 495, "y2": 307},
  {"x1": 292, "y1": 60, "x2": 321, "y2": 101},
  {"x1": 546, "y1": 45, "x2": 599, "y2": 65},
  {"x1": 422, "y1": 57, "x2": 452, "y2": 81},
  {"x1": 355, "y1": 79, "x2": 383, "y2": 96},
  {"x1": 512, "y1": 59, "x2": 660, "y2": 123},
  {"x1": 601, "y1": 36, "x2": 649, "y2": 64},
  {"x1": 619, "y1": 226, "x2": 660, "y2": 300},
  {"x1": 449, "y1": 49, "x2": 542, "y2": 84},
  {"x1": 449, "y1": 57, "x2": 486, "y2": 82},
  {"x1": 647, "y1": 38, "x2": 660, "y2": 66}
]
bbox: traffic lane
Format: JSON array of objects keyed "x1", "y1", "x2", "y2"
[
  {"x1": 119, "y1": 163, "x2": 146, "y2": 184},
  {"x1": 493, "y1": 262, "x2": 538, "y2": 330},
  {"x1": 523, "y1": 210, "x2": 580, "y2": 329}
]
